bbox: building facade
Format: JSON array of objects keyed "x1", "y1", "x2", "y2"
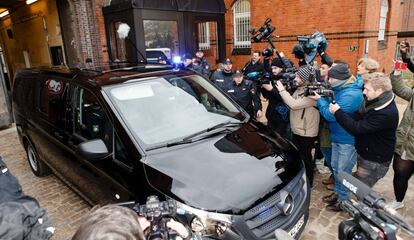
[
  {"x1": 0, "y1": 0, "x2": 406, "y2": 81},
  {"x1": 224, "y1": 0, "x2": 403, "y2": 73}
]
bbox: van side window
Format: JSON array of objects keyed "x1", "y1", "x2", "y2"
[
  {"x1": 38, "y1": 78, "x2": 66, "y2": 127},
  {"x1": 74, "y1": 87, "x2": 113, "y2": 150},
  {"x1": 114, "y1": 131, "x2": 133, "y2": 167}
]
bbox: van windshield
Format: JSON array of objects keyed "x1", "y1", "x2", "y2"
[{"x1": 105, "y1": 74, "x2": 246, "y2": 146}]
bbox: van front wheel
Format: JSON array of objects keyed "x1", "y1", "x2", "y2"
[{"x1": 26, "y1": 141, "x2": 51, "y2": 177}]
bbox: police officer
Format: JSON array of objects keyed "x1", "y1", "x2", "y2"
[
  {"x1": 210, "y1": 58, "x2": 234, "y2": 90},
  {"x1": 191, "y1": 57, "x2": 209, "y2": 79},
  {"x1": 182, "y1": 53, "x2": 193, "y2": 68},
  {"x1": 195, "y1": 49, "x2": 211, "y2": 77},
  {"x1": 225, "y1": 70, "x2": 263, "y2": 119}
]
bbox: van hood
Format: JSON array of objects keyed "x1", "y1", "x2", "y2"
[{"x1": 142, "y1": 123, "x2": 300, "y2": 214}]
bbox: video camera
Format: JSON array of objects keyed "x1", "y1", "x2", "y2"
[
  {"x1": 294, "y1": 31, "x2": 327, "y2": 64},
  {"x1": 338, "y1": 172, "x2": 414, "y2": 240},
  {"x1": 303, "y1": 82, "x2": 334, "y2": 98},
  {"x1": 250, "y1": 18, "x2": 275, "y2": 43},
  {"x1": 246, "y1": 68, "x2": 296, "y2": 91}
]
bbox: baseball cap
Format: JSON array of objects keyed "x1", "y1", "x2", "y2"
[
  {"x1": 223, "y1": 58, "x2": 232, "y2": 65},
  {"x1": 233, "y1": 70, "x2": 243, "y2": 78}
]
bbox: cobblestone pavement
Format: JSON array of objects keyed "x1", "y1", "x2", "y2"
[{"x1": 1, "y1": 121, "x2": 413, "y2": 239}]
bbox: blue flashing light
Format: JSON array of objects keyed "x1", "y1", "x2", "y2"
[{"x1": 173, "y1": 56, "x2": 182, "y2": 64}]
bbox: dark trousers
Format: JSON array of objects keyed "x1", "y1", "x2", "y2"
[
  {"x1": 292, "y1": 134, "x2": 317, "y2": 186},
  {"x1": 393, "y1": 153, "x2": 414, "y2": 202}
]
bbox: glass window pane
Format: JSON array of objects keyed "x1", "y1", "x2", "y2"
[{"x1": 143, "y1": 20, "x2": 179, "y2": 63}]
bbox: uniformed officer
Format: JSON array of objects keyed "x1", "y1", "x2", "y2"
[
  {"x1": 210, "y1": 58, "x2": 234, "y2": 90},
  {"x1": 225, "y1": 70, "x2": 263, "y2": 119},
  {"x1": 195, "y1": 49, "x2": 211, "y2": 77}
]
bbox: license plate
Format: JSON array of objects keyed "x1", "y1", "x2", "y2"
[{"x1": 288, "y1": 214, "x2": 305, "y2": 238}]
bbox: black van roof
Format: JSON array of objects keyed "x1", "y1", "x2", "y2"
[{"x1": 17, "y1": 64, "x2": 197, "y2": 88}]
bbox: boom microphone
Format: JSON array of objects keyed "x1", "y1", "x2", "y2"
[{"x1": 338, "y1": 172, "x2": 414, "y2": 235}]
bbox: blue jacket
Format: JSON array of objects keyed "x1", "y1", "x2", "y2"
[{"x1": 317, "y1": 76, "x2": 363, "y2": 144}]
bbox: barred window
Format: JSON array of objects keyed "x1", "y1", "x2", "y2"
[
  {"x1": 233, "y1": 0, "x2": 251, "y2": 48},
  {"x1": 378, "y1": 0, "x2": 388, "y2": 41},
  {"x1": 198, "y1": 22, "x2": 210, "y2": 50}
]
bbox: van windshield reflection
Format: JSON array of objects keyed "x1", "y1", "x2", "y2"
[{"x1": 105, "y1": 75, "x2": 245, "y2": 147}]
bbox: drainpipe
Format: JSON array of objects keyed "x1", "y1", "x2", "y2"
[{"x1": 0, "y1": 55, "x2": 12, "y2": 129}]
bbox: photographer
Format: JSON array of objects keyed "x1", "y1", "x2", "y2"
[
  {"x1": 329, "y1": 72, "x2": 398, "y2": 188},
  {"x1": 261, "y1": 57, "x2": 293, "y2": 137},
  {"x1": 388, "y1": 51, "x2": 414, "y2": 210},
  {"x1": 225, "y1": 70, "x2": 263, "y2": 119},
  {"x1": 275, "y1": 66, "x2": 320, "y2": 186},
  {"x1": 261, "y1": 58, "x2": 292, "y2": 137},
  {"x1": 72, "y1": 205, "x2": 190, "y2": 240},
  {"x1": 210, "y1": 58, "x2": 234, "y2": 91},
  {"x1": 309, "y1": 63, "x2": 363, "y2": 211},
  {"x1": 242, "y1": 51, "x2": 265, "y2": 76}
]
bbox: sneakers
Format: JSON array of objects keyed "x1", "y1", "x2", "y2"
[{"x1": 388, "y1": 201, "x2": 404, "y2": 210}]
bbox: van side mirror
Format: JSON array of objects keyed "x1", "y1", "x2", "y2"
[{"x1": 76, "y1": 139, "x2": 110, "y2": 161}]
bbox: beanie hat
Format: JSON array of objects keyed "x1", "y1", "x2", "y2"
[
  {"x1": 297, "y1": 66, "x2": 313, "y2": 82},
  {"x1": 328, "y1": 64, "x2": 351, "y2": 80},
  {"x1": 271, "y1": 58, "x2": 284, "y2": 68}
]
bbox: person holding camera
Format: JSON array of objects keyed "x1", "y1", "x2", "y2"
[
  {"x1": 388, "y1": 47, "x2": 414, "y2": 210},
  {"x1": 210, "y1": 58, "x2": 234, "y2": 91},
  {"x1": 309, "y1": 63, "x2": 363, "y2": 211},
  {"x1": 328, "y1": 72, "x2": 398, "y2": 188},
  {"x1": 225, "y1": 70, "x2": 263, "y2": 119},
  {"x1": 261, "y1": 57, "x2": 292, "y2": 137},
  {"x1": 72, "y1": 204, "x2": 190, "y2": 240},
  {"x1": 275, "y1": 66, "x2": 320, "y2": 186}
]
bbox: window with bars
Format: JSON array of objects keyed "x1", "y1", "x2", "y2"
[
  {"x1": 198, "y1": 22, "x2": 210, "y2": 50},
  {"x1": 233, "y1": 0, "x2": 251, "y2": 49},
  {"x1": 378, "y1": 0, "x2": 389, "y2": 41}
]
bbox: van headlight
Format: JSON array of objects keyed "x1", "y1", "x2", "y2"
[{"x1": 176, "y1": 201, "x2": 233, "y2": 238}]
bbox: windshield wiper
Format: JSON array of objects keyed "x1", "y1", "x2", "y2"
[
  {"x1": 145, "y1": 121, "x2": 243, "y2": 151},
  {"x1": 146, "y1": 139, "x2": 194, "y2": 151},
  {"x1": 182, "y1": 121, "x2": 243, "y2": 141}
]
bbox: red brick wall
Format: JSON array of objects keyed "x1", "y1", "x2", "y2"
[{"x1": 224, "y1": 0, "x2": 403, "y2": 74}]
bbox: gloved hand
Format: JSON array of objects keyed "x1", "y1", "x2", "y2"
[
  {"x1": 317, "y1": 42, "x2": 328, "y2": 55},
  {"x1": 292, "y1": 44, "x2": 305, "y2": 59}
]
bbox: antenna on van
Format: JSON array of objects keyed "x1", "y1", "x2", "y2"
[{"x1": 117, "y1": 23, "x2": 147, "y2": 64}]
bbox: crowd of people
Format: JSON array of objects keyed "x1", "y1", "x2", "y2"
[{"x1": 181, "y1": 41, "x2": 414, "y2": 213}]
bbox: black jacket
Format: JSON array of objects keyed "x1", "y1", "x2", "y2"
[
  {"x1": 242, "y1": 61, "x2": 265, "y2": 75},
  {"x1": 210, "y1": 70, "x2": 233, "y2": 90},
  {"x1": 334, "y1": 100, "x2": 399, "y2": 163},
  {"x1": 0, "y1": 157, "x2": 54, "y2": 240},
  {"x1": 224, "y1": 80, "x2": 262, "y2": 115},
  {"x1": 401, "y1": 53, "x2": 414, "y2": 73}
]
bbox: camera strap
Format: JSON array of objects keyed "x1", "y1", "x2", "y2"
[{"x1": 301, "y1": 108, "x2": 306, "y2": 120}]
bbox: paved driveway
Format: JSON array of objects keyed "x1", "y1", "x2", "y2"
[{"x1": 1, "y1": 124, "x2": 413, "y2": 239}]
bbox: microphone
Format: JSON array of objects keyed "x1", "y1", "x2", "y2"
[{"x1": 338, "y1": 172, "x2": 414, "y2": 235}]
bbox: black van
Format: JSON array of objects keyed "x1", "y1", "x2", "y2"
[{"x1": 12, "y1": 64, "x2": 310, "y2": 239}]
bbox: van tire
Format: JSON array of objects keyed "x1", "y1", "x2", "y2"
[{"x1": 25, "y1": 141, "x2": 51, "y2": 177}]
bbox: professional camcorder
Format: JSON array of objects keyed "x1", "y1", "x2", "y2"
[
  {"x1": 246, "y1": 69, "x2": 296, "y2": 91},
  {"x1": 293, "y1": 31, "x2": 328, "y2": 64},
  {"x1": 303, "y1": 82, "x2": 334, "y2": 98},
  {"x1": 338, "y1": 172, "x2": 414, "y2": 240},
  {"x1": 250, "y1": 18, "x2": 275, "y2": 43}
]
